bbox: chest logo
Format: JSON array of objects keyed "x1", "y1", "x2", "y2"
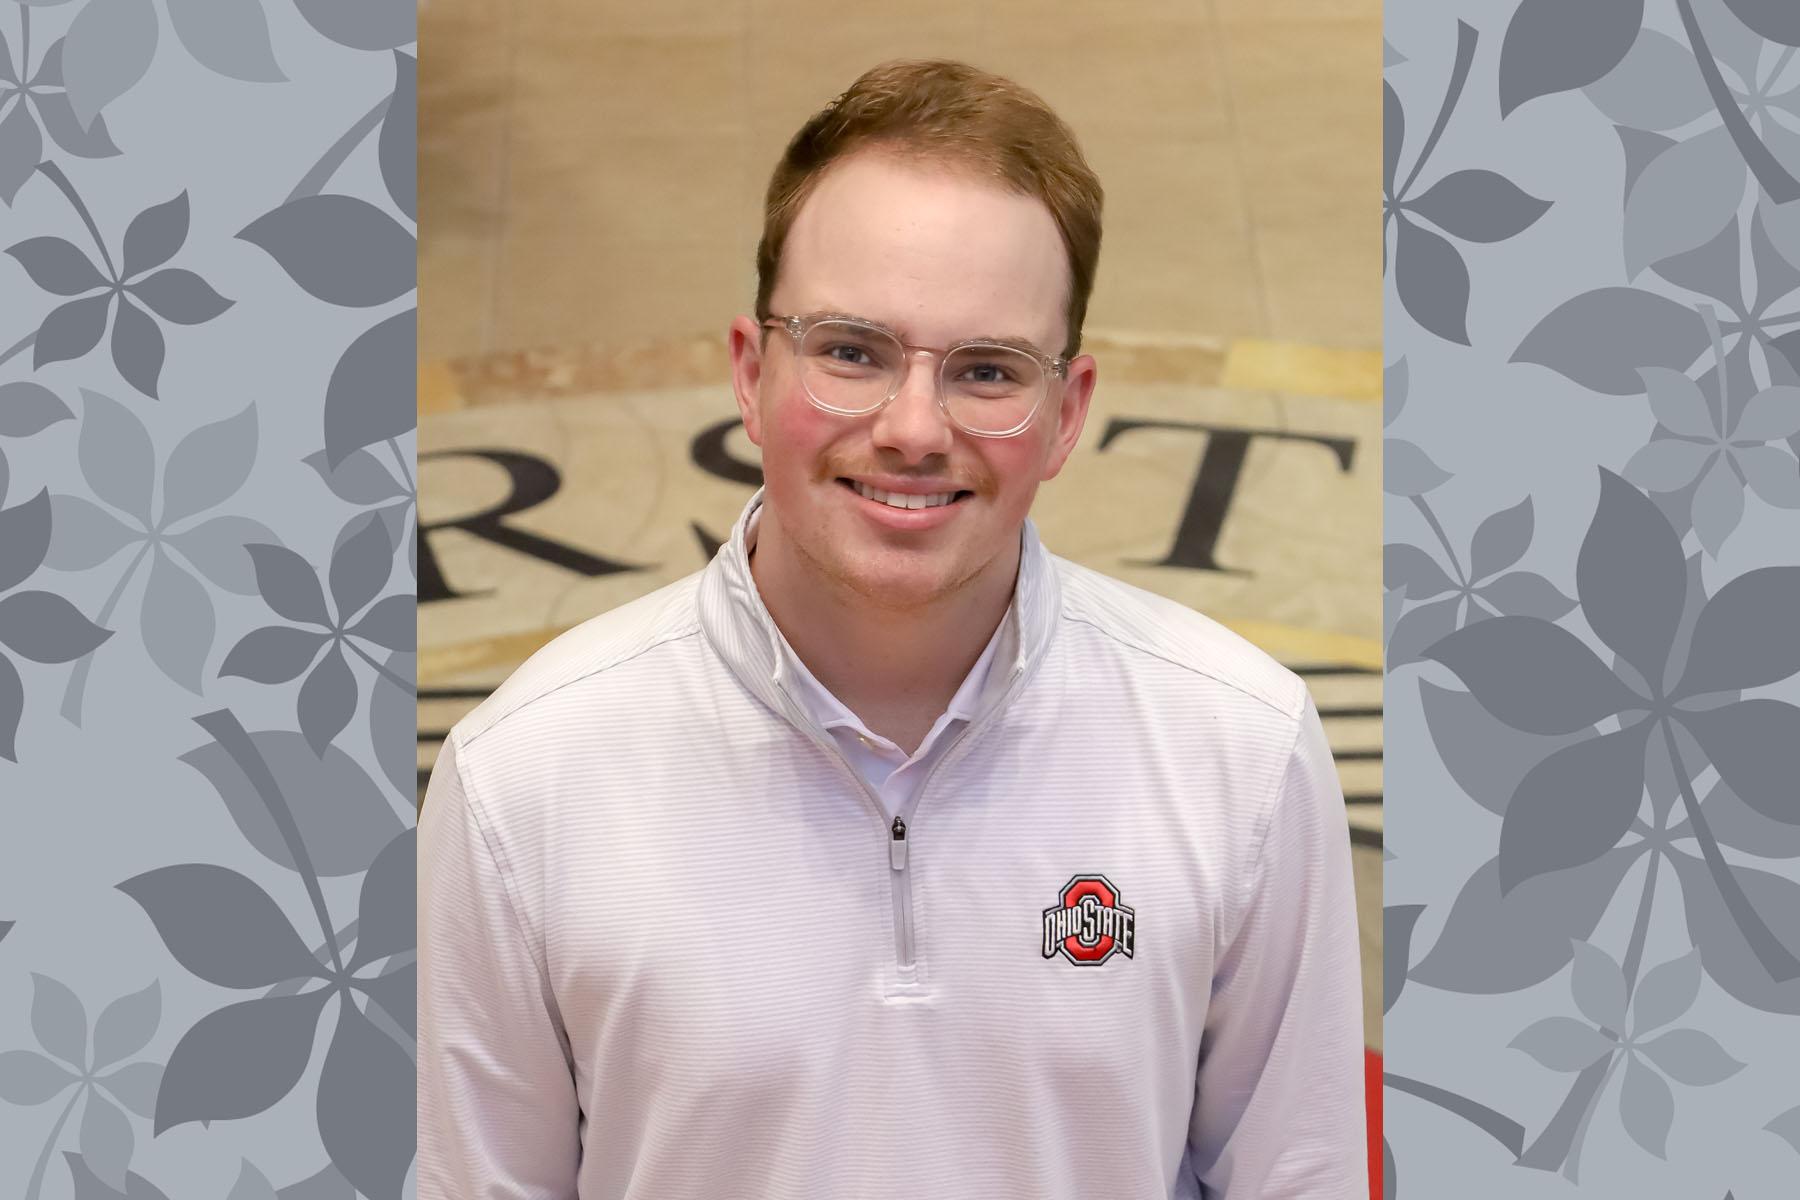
[{"x1": 1042, "y1": 874, "x2": 1136, "y2": 965}]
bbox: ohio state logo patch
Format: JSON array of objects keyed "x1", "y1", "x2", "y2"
[{"x1": 1041, "y1": 874, "x2": 1136, "y2": 965}]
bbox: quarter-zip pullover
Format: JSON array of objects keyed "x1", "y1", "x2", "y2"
[{"x1": 418, "y1": 491, "x2": 1366, "y2": 1199}]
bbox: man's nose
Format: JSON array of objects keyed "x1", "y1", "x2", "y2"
[{"x1": 868, "y1": 351, "x2": 954, "y2": 461}]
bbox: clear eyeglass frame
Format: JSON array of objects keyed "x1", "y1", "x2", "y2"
[{"x1": 761, "y1": 313, "x2": 1070, "y2": 439}]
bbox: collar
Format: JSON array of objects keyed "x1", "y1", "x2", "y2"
[{"x1": 697, "y1": 489, "x2": 1059, "y2": 734}]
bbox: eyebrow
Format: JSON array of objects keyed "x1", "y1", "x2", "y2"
[{"x1": 800, "y1": 309, "x2": 1054, "y2": 357}]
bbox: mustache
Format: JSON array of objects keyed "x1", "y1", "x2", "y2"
[{"x1": 816, "y1": 455, "x2": 992, "y2": 493}]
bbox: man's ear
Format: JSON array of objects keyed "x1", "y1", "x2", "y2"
[
  {"x1": 728, "y1": 314, "x2": 767, "y2": 446},
  {"x1": 1040, "y1": 353, "x2": 1097, "y2": 482}
]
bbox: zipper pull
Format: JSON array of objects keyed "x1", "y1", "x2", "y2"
[{"x1": 889, "y1": 816, "x2": 908, "y2": 870}]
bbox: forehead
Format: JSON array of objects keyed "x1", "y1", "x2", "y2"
[{"x1": 777, "y1": 150, "x2": 1070, "y2": 347}]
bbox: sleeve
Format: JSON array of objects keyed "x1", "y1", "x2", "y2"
[
  {"x1": 1185, "y1": 692, "x2": 1367, "y2": 1198},
  {"x1": 417, "y1": 734, "x2": 583, "y2": 1199}
]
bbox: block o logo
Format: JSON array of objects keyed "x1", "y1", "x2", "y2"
[{"x1": 1041, "y1": 874, "x2": 1136, "y2": 965}]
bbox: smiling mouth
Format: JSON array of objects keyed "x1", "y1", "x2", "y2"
[{"x1": 838, "y1": 478, "x2": 974, "y2": 510}]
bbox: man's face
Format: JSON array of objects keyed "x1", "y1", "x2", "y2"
[{"x1": 729, "y1": 150, "x2": 1096, "y2": 613}]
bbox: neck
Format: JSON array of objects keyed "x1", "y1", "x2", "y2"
[{"x1": 750, "y1": 508, "x2": 1017, "y2": 751}]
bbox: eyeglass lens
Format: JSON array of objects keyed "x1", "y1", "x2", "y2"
[{"x1": 797, "y1": 320, "x2": 1044, "y2": 434}]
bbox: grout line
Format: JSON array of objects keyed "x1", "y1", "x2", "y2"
[{"x1": 1202, "y1": 0, "x2": 1275, "y2": 342}]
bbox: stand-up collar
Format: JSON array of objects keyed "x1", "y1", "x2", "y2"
[{"x1": 697, "y1": 489, "x2": 1060, "y2": 730}]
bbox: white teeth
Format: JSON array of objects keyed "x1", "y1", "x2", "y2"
[{"x1": 852, "y1": 481, "x2": 957, "y2": 510}]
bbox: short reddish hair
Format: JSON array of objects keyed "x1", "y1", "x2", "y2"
[{"x1": 756, "y1": 59, "x2": 1104, "y2": 357}]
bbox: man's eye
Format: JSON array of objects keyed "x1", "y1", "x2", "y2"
[{"x1": 826, "y1": 345, "x2": 871, "y2": 365}]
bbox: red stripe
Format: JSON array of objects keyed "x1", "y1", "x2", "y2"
[{"x1": 1366, "y1": 1049, "x2": 1383, "y2": 1199}]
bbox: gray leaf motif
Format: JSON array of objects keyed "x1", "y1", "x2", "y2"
[
  {"x1": 1699, "y1": 456, "x2": 1742, "y2": 561},
  {"x1": 163, "y1": 0, "x2": 284, "y2": 82},
  {"x1": 349, "y1": 827, "x2": 414, "y2": 970},
  {"x1": 0, "y1": 381, "x2": 75, "y2": 436},
  {"x1": 0, "y1": 489, "x2": 51, "y2": 593},
  {"x1": 7, "y1": 236, "x2": 107, "y2": 295},
  {"x1": 292, "y1": 0, "x2": 414, "y2": 51},
  {"x1": 1585, "y1": 27, "x2": 1711, "y2": 131},
  {"x1": 1570, "y1": 939, "x2": 1628, "y2": 1030},
  {"x1": 1386, "y1": 543, "x2": 1453, "y2": 599},
  {"x1": 356, "y1": 959, "x2": 414, "y2": 1039},
  {"x1": 245, "y1": 543, "x2": 329, "y2": 626},
  {"x1": 1679, "y1": 700, "x2": 1800, "y2": 824},
  {"x1": 330, "y1": 510, "x2": 393, "y2": 622},
  {"x1": 81, "y1": 1087, "x2": 133, "y2": 1189},
  {"x1": 1509, "y1": 1015, "x2": 1616, "y2": 1071},
  {"x1": 1393, "y1": 218, "x2": 1471, "y2": 345},
  {"x1": 31, "y1": 972, "x2": 88, "y2": 1068},
  {"x1": 1383, "y1": 904, "x2": 1425, "y2": 1014},
  {"x1": 1498, "y1": 718, "x2": 1651, "y2": 892},
  {"x1": 1383, "y1": 80, "x2": 1403, "y2": 199},
  {"x1": 1669, "y1": 850, "x2": 1800, "y2": 1014},
  {"x1": 1387, "y1": 593, "x2": 1460, "y2": 669},
  {"x1": 1626, "y1": 129, "x2": 1748, "y2": 278},
  {"x1": 0, "y1": 654, "x2": 22, "y2": 760},
  {"x1": 127, "y1": 269, "x2": 233, "y2": 325},
  {"x1": 0, "y1": 94, "x2": 42, "y2": 204},
  {"x1": 1631, "y1": 951, "x2": 1701, "y2": 1034},
  {"x1": 369, "y1": 650, "x2": 414, "y2": 799},
  {"x1": 1640, "y1": 366, "x2": 1714, "y2": 439},
  {"x1": 303, "y1": 448, "x2": 406, "y2": 505},
  {"x1": 122, "y1": 192, "x2": 189, "y2": 280},
  {"x1": 62, "y1": 0, "x2": 159, "y2": 132},
  {"x1": 1420, "y1": 679, "x2": 1589, "y2": 817},
  {"x1": 1410, "y1": 844, "x2": 1645, "y2": 993},
  {"x1": 34, "y1": 293, "x2": 112, "y2": 368},
  {"x1": 179, "y1": 730, "x2": 403, "y2": 877},
  {"x1": 41, "y1": 492, "x2": 139, "y2": 575},
  {"x1": 227, "y1": 1161, "x2": 281, "y2": 1200},
  {"x1": 325, "y1": 308, "x2": 416, "y2": 468},
  {"x1": 317, "y1": 998, "x2": 415, "y2": 1200},
  {"x1": 1481, "y1": 571, "x2": 1577, "y2": 619},
  {"x1": 299, "y1": 643, "x2": 356, "y2": 756},
  {"x1": 153, "y1": 988, "x2": 332, "y2": 1133},
  {"x1": 1512, "y1": 288, "x2": 1710, "y2": 394},
  {"x1": 1652, "y1": 213, "x2": 1741, "y2": 308},
  {"x1": 1768, "y1": 1103, "x2": 1800, "y2": 1157},
  {"x1": 1498, "y1": 0, "x2": 1643, "y2": 117},
  {"x1": 1620, "y1": 1053, "x2": 1674, "y2": 1158},
  {"x1": 141, "y1": 549, "x2": 213, "y2": 693},
  {"x1": 219, "y1": 626, "x2": 327, "y2": 683},
  {"x1": 1425, "y1": 616, "x2": 1643, "y2": 735},
  {"x1": 1639, "y1": 1029, "x2": 1745, "y2": 1084},
  {"x1": 78, "y1": 390, "x2": 153, "y2": 526},
  {"x1": 111, "y1": 295, "x2": 166, "y2": 399},
  {"x1": 161, "y1": 403, "x2": 256, "y2": 529},
  {"x1": 96, "y1": 1061, "x2": 161, "y2": 1118},
  {"x1": 1577, "y1": 469, "x2": 1686, "y2": 693},
  {"x1": 239, "y1": 195, "x2": 415, "y2": 308},
  {"x1": 380, "y1": 52, "x2": 415, "y2": 221},
  {"x1": 92, "y1": 980, "x2": 159, "y2": 1070},
  {"x1": 1383, "y1": 439, "x2": 1451, "y2": 497},
  {"x1": 1678, "y1": 776, "x2": 1800, "y2": 858},
  {"x1": 1405, "y1": 170, "x2": 1550, "y2": 244},
  {"x1": 167, "y1": 516, "x2": 281, "y2": 595},
  {"x1": 1470, "y1": 496, "x2": 1532, "y2": 581},
  {"x1": 349, "y1": 596, "x2": 412, "y2": 652},
  {"x1": 0, "y1": 591, "x2": 112, "y2": 662},
  {"x1": 0, "y1": 1049, "x2": 76, "y2": 1102},
  {"x1": 1723, "y1": 0, "x2": 1800, "y2": 46},
  {"x1": 1676, "y1": 566, "x2": 1800, "y2": 696},
  {"x1": 116, "y1": 864, "x2": 329, "y2": 989}
]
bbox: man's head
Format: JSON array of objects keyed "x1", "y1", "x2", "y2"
[{"x1": 729, "y1": 60, "x2": 1104, "y2": 615}]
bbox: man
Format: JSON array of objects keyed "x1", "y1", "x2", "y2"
[{"x1": 419, "y1": 59, "x2": 1364, "y2": 1199}]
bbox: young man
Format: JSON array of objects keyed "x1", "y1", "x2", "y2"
[{"x1": 419, "y1": 60, "x2": 1364, "y2": 1199}]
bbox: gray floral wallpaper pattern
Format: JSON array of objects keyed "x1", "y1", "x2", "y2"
[
  {"x1": 1388, "y1": 0, "x2": 1800, "y2": 1195},
  {"x1": 0, "y1": 0, "x2": 415, "y2": 1197}
]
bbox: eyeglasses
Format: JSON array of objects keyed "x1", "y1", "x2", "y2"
[{"x1": 761, "y1": 313, "x2": 1069, "y2": 439}]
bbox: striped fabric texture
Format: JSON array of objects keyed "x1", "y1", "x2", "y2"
[{"x1": 418, "y1": 493, "x2": 1365, "y2": 1199}]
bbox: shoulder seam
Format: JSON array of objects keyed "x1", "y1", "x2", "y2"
[
  {"x1": 1058, "y1": 608, "x2": 1300, "y2": 720},
  {"x1": 458, "y1": 623, "x2": 705, "y2": 748}
]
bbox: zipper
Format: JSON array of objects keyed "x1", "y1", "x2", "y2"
[{"x1": 773, "y1": 661, "x2": 1032, "y2": 979}]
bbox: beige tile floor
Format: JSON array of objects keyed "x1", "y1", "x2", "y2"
[{"x1": 418, "y1": 0, "x2": 1384, "y2": 1048}]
